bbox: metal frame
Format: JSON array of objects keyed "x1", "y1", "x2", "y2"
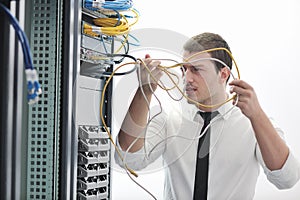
[
  {"x1": 0, "y1": 1, "x2": 25, "y2": 199},
  {"x1": 60, "y1": 0, "x2": 81, "y2": 199}
]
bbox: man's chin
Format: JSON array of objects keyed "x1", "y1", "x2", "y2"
[{"x1": 186, "y1": 97, "x2": 198, "y2": 105}]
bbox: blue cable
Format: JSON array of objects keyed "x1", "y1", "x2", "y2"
[
  {"x1": 127, "y1": 33, "x2": 140, "y2": 47},
  {"x1": 84, "y1": 0, "x2": 133, "y2": 11},
  {"x1": 0, "y1": 3, "x2": 33, "y2": 69},
  {"x1": 100, "y1": 35, "x2": 109, "y2": 54},
  {"x1": 0, "y1": 3, "x2": 42, "y2": 104},
  {"x1": 112, "y1": 9, "x2": 121, "y2": 26}
]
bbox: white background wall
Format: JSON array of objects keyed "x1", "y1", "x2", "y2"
[{"x1": 111, "y1": 0, "x2": 300, "y2": 199}]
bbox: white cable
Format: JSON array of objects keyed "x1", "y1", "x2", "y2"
[
  {"x1": 146, "y1": 98, "x2": 238, "y2": 157},
  {"x1": 180, "y1": 57, "x2": 237, "y2": 80},
  {"x1": 119, "y1": 56, "x2": 239, "y2": 200},
  {"x1": 123, "y1": 56, "x2": 239, "y2": 159},
  {"x1": 124, "y1": 165, "x2": 158, "y2": 200},
  {"x1": 120, "y1": 63, "x2": 166, "y2": 200},
  {"x1": 138, "y1": 56, "x2": 239, "y2": 157},
  {"x1": 137, "y1": 61, "x2": 152, "y2": 118}
]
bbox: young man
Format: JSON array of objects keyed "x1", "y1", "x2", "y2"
[{"x1": 115, "y1": 32, "x2": 300, "y2": 199}]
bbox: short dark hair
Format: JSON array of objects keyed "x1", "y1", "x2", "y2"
[{"x1": 183, "y1": 32, "x2": 232, "y2": 71}]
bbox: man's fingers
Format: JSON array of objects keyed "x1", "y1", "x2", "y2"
[
  {"x1": 229, "y1": 79, "x2": 252, "y2": 90},
  {"x1": 230, "y1": 85, "x2": 244, "y2": 95},
  {"x1": 142, "y1": 60, "x2": 161, "y2": 72},
  {"x1": 143, "y1": 58, "x2": 152, "y2": 67},
  {"x1": 151, "y1": 67, "x2": 163, "y2": 79}
]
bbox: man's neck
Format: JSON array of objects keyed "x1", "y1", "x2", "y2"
[{"x1": 196, "y1": 93, "x2": 228, "y2": 112}]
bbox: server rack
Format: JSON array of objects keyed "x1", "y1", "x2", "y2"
[
  {"x1": 0, "y1": 0, "x2": 111, "y2": 200},
  {"x1": 29, "y1": 0, "x2": 116, "y2": 199},
  {"x1": 1, "y1": 0, "x2": 115, "y2": 199}
]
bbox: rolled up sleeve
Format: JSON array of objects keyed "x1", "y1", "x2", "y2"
[
  {"x1": 262, "y1": 151, "x2": 300, "y2": 189},
  {"x1": 114, "y1": 112, "x2": 168, "y2": 171},
  {"x1": 256, "y1": 118, "x2": 300, "y2": 189}
]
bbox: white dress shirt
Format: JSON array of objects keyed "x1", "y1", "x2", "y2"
[{"x1": 115, "y1": 101, "x2": 300, "y2": 200}]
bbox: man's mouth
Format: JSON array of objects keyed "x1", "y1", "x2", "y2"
[{"x1": 185, "y1": 86, "x2": 197, "y2": 95}]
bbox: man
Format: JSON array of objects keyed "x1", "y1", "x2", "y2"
[{"x1": 115, "y1": 32, "x2": 300, "y2": 199}]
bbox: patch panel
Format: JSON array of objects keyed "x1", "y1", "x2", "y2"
[
  {"x1": 77, "y1": 187, "x2": 108, "y2": 200},
  {"x1": 78, "y1": 151, "x2": 110, "y2": 165},
  {"x1": 77, "y1": 125, "x2": 111, "y2": 199}
]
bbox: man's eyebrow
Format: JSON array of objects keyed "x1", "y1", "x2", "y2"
[{"x1": 182, "y1": 63, "x2": 205, "y2": 68}]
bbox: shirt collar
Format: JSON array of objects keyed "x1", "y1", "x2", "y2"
[{"x1": 192, "y1": 100, "x2": 235, "y2": 122}]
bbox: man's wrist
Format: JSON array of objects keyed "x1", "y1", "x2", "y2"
[{"x1": 137, "y1": 85, "x2": 156, "y2": 96}]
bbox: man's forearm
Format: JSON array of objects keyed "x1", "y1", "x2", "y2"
[
  {"x1": 250, "y1": 109, "x2": 289, "y2": 171},
  {"x1": 118, "y1": 88, "x2": 153, "y2": 152}
]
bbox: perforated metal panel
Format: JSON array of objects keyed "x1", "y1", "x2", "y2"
[{"x1": 26, "y1": 0, "x2": 62, "y2": 199}]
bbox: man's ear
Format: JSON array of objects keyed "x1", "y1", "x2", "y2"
[{"x1": 219, "y1": 67, "x2": 231, "y2": 83}]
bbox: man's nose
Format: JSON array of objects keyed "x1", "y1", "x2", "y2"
[{"x1": 185, "y1": 69, "x2": 193, "y2": 83}]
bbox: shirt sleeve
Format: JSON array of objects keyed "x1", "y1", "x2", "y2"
[
  {"x1": 255, "y1": 118, "x2": 300, "y2": 189},
  {"x1": 114, "y1": 111, "x2": 168, "y2": 171}
]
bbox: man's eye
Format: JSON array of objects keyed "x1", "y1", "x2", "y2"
[{"x1": 191, "y1": 67, "x2": 201, "y2": 72}]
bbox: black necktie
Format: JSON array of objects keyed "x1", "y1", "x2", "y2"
[{"x1": 193, "y1": 111, "x2": 219, "y2": 200}]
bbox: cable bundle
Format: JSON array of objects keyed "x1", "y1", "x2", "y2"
[
  {"x1": 102, "y1": 0, "x2": 133, "y2": 11},
  {"x1": 84, "y1": 16, "x2": 129, "y2": 36},
  {"x1": 82, "y1": 2, "x2": 139, "y2": 58},
  {"x1": 83, "y1": 8, "x2": 138, "y2": 37},
  {"x1": 93, "y1": 16, "x2": 129, "y2": 35},
  {"x1": 84, "y1": 0, "x2": 133, "y2": 11},
  {"x1": 98, "y1": 48, "x2": 241, "y2": 199},
  {"x1": 0, "y1": 3, "x2": 42, "y2": 104}
]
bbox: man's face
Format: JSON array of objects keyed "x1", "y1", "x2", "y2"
[{"x1": 182, "y1": 51, "x2": 224, "y2": 106}]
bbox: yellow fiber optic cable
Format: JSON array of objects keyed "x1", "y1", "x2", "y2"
[
  {"x1": 138, "y1": 58, "x2": 232, "y2": 108},
  {"x1": 113, "y1": 9, "x2": 140, "y2": 53},
  {"x1": 99, "y1": 47, "x2": 241, "y2": 177},
  {"x1": 92, "y1": 8, "x2": 139, "y2": 36},
  {"x1": 186, "y1": 47, "x2": 241, "y2": 79},
  {"x1": 100, "y1": 62, "x2": 139, "y2": 178}
]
